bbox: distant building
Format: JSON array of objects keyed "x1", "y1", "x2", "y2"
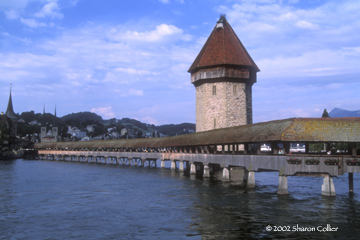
[
  {"x1": 183, "y1": 128, "x2": 195, "y2": 133},
  {"x1": 67, "y1": 127, "x2": 87, "y2": 139},
  {"x1": 0, "y1": 113, "x2": 12, "y2": 152},
  {"x1": 86, "y1": 125, "x2": 96, "y2": 133},
  {"x1": 81, "y1": 136, "x2": 91, "y2": 141},
  {"x1": 121, "y1": 128, "x2": 128, "y2": 136},
  {"x1": 110, "y1": 131, "x2": 120, "y2": 139},
  {"x1": 29, "y1": 120, "x2": 40, "y2": 125},
  {"x1": 188, "y1": 15, "x2": 259, "y2": 132},
  {"x1": 40, "y1": 105, "x2": 60, "y2": 143}
]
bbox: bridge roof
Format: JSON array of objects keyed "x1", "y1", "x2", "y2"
[{"x1": 34, "y1": 117, "x2": 360, "y2": 150}]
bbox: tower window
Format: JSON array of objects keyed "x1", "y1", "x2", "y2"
[
  {"x1": 233, "y1": 85, "x2": 237, "y2": 95},
  {"x1": 214, "y1": 118, "x2": 216, "y2": 128},
  {"x1": 212, "y1": 85, "x2": 216, "y2": 95}
]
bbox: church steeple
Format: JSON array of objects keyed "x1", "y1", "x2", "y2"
[
  {"x1": 53, "y1": 104, "x2": 57, "y2": 127},
  {"x1": 5, "y1": 84, "x2": 17, "y2": 119},
  {"x1": 42, "y1": 103, "x2": 46, "y2": 126},
  {"x1": 52, "y1": 104, "x2": 58, "y2": 139}
]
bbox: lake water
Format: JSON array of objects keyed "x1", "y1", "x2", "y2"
[{"x1": 1, "y1": 159, "x2": 360, "y2": 239}]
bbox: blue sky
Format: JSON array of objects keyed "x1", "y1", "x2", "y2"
[{"x1": 1, "y1": 0, "x2": 359, "y2": 125}]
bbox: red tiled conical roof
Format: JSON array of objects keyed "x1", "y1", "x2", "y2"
[{"x1": 188, "y1": 15, "x2": 260, "y2": 73}]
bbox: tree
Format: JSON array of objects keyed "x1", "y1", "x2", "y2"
[
  {"x1": 322, "y1": 109, "x2": 330, "y2": 118},
  {"x1": 136, "y1": 130, "x2": 143, "y2": 138}
]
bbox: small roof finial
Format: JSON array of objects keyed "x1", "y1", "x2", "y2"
[{"x1": 217, "y1": 14, "x2": 226, "y2": 28}]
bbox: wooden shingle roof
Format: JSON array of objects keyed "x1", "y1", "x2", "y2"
[{"x1": 35, "y1": 118, "x2": 360, "y2": 150}]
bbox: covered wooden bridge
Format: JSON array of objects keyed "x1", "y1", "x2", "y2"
[
  {"x1": 35, "y1": 117, "x2": 360, "y2": 196},
  {"x1": 36, "y1": 117, "x2": 360, "y2": 154}
]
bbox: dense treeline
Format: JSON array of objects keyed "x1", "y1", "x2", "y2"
[
  {"x1": 15, "y1": 111, "x2": 195, "y2": 138},
  {"x1": 154, "y1": 123, "x2": 195, "y2": 136}
]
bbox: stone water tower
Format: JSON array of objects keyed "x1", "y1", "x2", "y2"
[{"x1": 188, "y1": 15, "x2": 259, "y2": 132}]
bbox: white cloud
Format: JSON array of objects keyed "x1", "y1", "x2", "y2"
[
  {"x1": 20, "y1": 18, "x2": 47, "y2": 28},
  {"x1": 295, "y1": 20, "x2": 318, "y2": 29},
  {"x1": 140, "y1": 116, "x2": 160, "y2": 125},
  {"x1": 35, "y1": 1, "x2": 63, "y2": 19},
  {"x1": 2, "y1": 0, "x2": 63, "y2": 28},
  {"x1": 113, "y1": 88, "x2": 144, "y2": 97},
  {"x1": 109, "y1": 24, "x2": 191, "y2": 43},
  {"x1": 91, "y1": 106, "x2": 116, "y2": 119},
  {"x1": 114, "y1": 67, "x2": 153, "y2": 75},
  {"x1": 5, "y1": 10, "x2": 19, "y2": 19},
  {"x1": 257, "y1": 47, "x2": 360, "y2": 80}
]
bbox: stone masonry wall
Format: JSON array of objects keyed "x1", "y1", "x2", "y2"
[{"x1": 196, "y1": 81, "x2": 248, "y2": 132}]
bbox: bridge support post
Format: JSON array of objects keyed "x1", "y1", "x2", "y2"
[
  {"x1": 171, "y1": 160, "x2": 176, "y2": 170},
  {"x1": 322, "y1": 175, "x2": 336, "y2": 196},
  {"x1": 141, "y1": 158, "x2": 145, "y2": 167},
  {"x1": 161, "y1": 159, "x2": 165, "y2": 168},
  {"x1": 349, "y1": 173, "x2": 354, "y2": 193},
  {"x1": 190, "y1": 163, "x2": 196, "y2": 175},
  {"x1": 229, "y1": 167, "x2": 247, "y2": 186},
  {"x1": 277, "y1": 176, "x2": 289, "y2": 194},
  {"x1": 179, "y1": 161, "x2": 184, "y2": 172},
  {"x1": 128, "y1": 157, "x2": 132, "y2": 166},
  {"x1": 247, "y1": 171, "x2": 256, "y2": 188},
  {"x1": 203, "y1": 164, "x2": 210, "y2": 178},
  {"x1": 222, "y1": 167, "x2": 230, "y2": 181}
]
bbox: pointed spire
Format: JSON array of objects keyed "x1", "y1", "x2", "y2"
[
  {"x1": 42, "y1": 103, "x2": 46, "y2": 126},
  {"x1": 5, "y1": 83, "x2": 17, "y2": 119},
  {"x1": 188, "y1": 15, "x2": 260, "y2": 74},
  {"x1": 53, "y1": 104, "x2": 57, "y2": 127}
]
